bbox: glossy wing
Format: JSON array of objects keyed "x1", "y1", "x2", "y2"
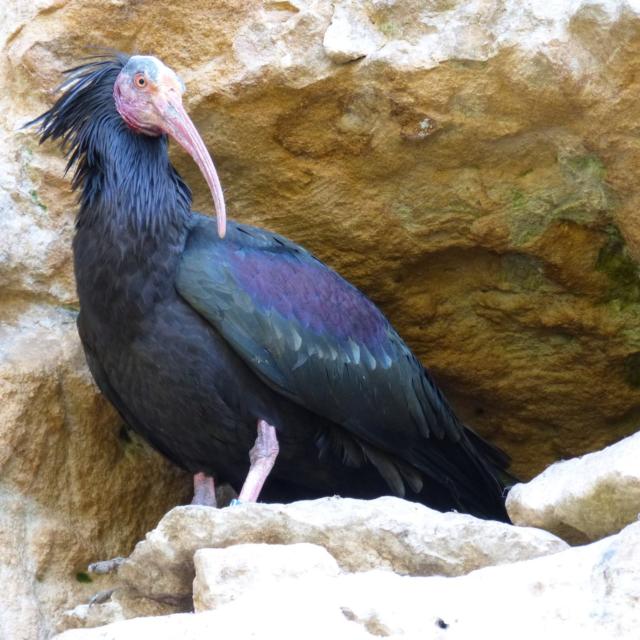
[{"x1": 176, "y1": 217, "x2": 465, "y2": 459}]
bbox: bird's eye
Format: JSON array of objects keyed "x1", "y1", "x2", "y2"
[{"x1": 134, "y1": 74, "x2": 147, "y2": 88}]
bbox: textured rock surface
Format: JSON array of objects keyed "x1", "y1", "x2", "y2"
[
  {"x1": 507, "y1": 431, "x2": 640, "y2": 544},
  {"x1": 0, "y1": 307, "x2": 191, "y2": 640},
  {"x1": 55, "y1": 521, "x2": 640, "y2": 639},
  {"x1": 3, "y1": 0, "x2": 640, "y2": 638},
  {"x1": 193, "y1": 543, "x2": 341, "y2": 611},
  {"x1": 4, "y1": 0, "x2": 640, "y2": 482},
  {"x1": 58, "y1": 602, "x2": 125, "y2": 635},
  {"x1": 56, "y1": 496, "x2": 566, "y2": 627}
]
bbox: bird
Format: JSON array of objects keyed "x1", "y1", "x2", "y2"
[{"x1": 30, "y1": 53, "x2": 513, "y2": 521}]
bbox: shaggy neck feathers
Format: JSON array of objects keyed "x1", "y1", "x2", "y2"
[
  {"x1": 31, "y1": 55, "x2": 194, "y2": 326},
  {"x1": 31, "y1": 55, "x2": 192, "y2": 241}
]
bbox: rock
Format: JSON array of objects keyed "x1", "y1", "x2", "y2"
[
  {"x1": 323, "y1": 4, "x2": 383, "y2": 64},
  {"x1": 3, "y1": 0, "x2": 640, "y2": 636},
  {"x1": 0, "y1": 307, "x2": 191, "y2": 640},
  {"x1": 193, "y1": 543, "x2": 340, "y2": 611},
  {"x1": 58, "y1": 602, "x2": 125, "y2": 632},
  {"x1": 54, "y1": 521, "x2": 640, "y2": 639},
  {"x1": 507, "y1": 431, "x2": 640, "y2": 544},
  {"x1": 54, "y1": 607, "x2": 380, "y2": 640},
  {"x1": 90, "y1": 496, "x2": 566, "y2": 621},
  {"x1": 4, "y1": 0, "x2": 640, "y2": 485}
]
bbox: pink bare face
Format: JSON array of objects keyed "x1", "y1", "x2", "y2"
[{"x1": 113, "y1": 55, "x2": 226, "y2": 238}]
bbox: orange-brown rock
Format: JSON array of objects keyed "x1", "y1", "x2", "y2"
[{"x1": 2, "y1": 1, "x2": 640, "y2": 637}]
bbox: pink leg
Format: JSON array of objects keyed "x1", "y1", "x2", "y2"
[
  {"x1": 192, "y1": 472, "x2": 217, "y2": 507},
  {"x1": 237, "y1": 419, "x2": 280, "y2": 503}
]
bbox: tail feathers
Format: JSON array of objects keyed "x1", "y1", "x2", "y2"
[
  {"x1": 457, "y1": 432, "x2": 512, "y2": 521},
  {"x1": 409, "y1": 432, "x2": 511, "y2": 522},
  {"x1": 316, "y1": 420, "x2": 513, "y2": 522},
  {"x1": 463, "y1": 425, "x2": 519, "y2": 490}
]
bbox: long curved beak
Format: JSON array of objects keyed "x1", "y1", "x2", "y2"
[{"x1": 162, "y1": 98, "x2": 226, "y2": 238}]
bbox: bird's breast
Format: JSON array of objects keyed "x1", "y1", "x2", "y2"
[{"x1": 73, "y1": 222, "x2": 188, "y2": 335}]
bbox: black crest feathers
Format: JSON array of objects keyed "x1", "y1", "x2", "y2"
[
  {"x1": 26, "y1": 54, "x2": 128, "y2": 191},
  {"x1": 27, "y1": 53, "x2": 191, "y2": 230}
]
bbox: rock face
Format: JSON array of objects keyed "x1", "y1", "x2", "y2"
[
  {"x1": 5, "y1": 0, "x2": 640, "y2": 483},
  {"x1": 192, "y1": 543, "x2": 341, "y2": 612},
  {"x1": 3, "y1": 0, "x2": 640, "y2": 638},
  {"x1": 507, "y1": 431, "x2": 640, "y2": 544},
  {"x1": 85, "y1": 497, "x2": 566, "y2": 620},
  {"x1": 0, "y1": 307, "x2": 191, "y2": 640},
  {"x1": 55, "y1": 515, "x2": 640, "y2": 639},
  {"x1": 55, "y1": 497, "x2": 567, "y2": 634}
]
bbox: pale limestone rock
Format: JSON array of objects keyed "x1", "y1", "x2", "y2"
[
  {"x1": 193, "y1": 543, "x2": 340, "y2": 611},
  {"x1": 507, "y1": 431, "x2": 640, "y2": 544},
  {"x1": 323, "y1": 4, "x2": 383, "y2": 63},
  {"x1": 58, "y1": 602, "x2": 125, "y2": 632},
  {"x1": 231, "y1": 1, "x2": 333, "y2": 89},
  {"x1": 55, "y1": 521, "x2": 640, "y2": 639},
  {"x1": 54, "y1": 608, "x2": 374, "y2": 640},
  {"x1": 103, "y1": 497, "x2": 566, "y2": 619}
]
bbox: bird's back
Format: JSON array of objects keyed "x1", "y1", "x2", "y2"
[
  {"x1": 176, "y1": 216, "x2": 512, "y2": 520},
  {"x1": 32, "y1": 53, "x2": 512, "y2": 521}
]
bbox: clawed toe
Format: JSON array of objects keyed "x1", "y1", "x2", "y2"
[{"x1": 89, "y1": 589, "x2": 115, "y2": 606}]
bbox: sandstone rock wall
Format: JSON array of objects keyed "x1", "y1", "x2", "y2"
[
  {"x1": 6, "y1": 0, "x2": 640, "y2": 477},
  {"x1": 2, "y1": 1, "x2": 640, "y2": 638},
  {"x1": 0, "y1": 307, "x2": 191, "y2": 640}
]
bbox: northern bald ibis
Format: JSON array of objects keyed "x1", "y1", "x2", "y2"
[{"x1": 31, "y1": 54, "x2": 512, "y2": 520}]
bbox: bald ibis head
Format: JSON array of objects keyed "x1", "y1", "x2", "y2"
[
  {"x1": 36, "y1": 54, "x2": 224, "y2": 237},
  {"x1": 112, "y1": 55, "x2": 226, "y2": 237}
]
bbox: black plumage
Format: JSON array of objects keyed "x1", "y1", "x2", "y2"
[{"x1": 31, "y1": 54, "x2": 513, "y2": 520}]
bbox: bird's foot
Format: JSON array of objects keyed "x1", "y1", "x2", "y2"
[
  {"x1": 237, "y1": 419, "x2": 280, "y2": 503},
  {"x1": 191, "y1": 472, "x2": 217, "y2": 507},
  {"x1": 88, "y1": 557, "x2": 125, "y2": 575},
  {"x1": 229, "y1": 498, "x2": 242, "y2": 506},
  {"x1": 89, "y1": 589, "x2": 115, "y2": 606}
]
